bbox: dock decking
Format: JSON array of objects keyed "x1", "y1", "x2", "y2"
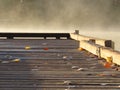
[{"x1": 0, "y1": 39, "x2": 120, "y2": 90}]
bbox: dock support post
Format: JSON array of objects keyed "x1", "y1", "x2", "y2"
[
  {"x1": 74, "y1": 30, "x2": 79, "y2": 34},
  {"x1": 96, "y1": 46, "x2": 101, "y2": 59},
  {"x1": 44, "y1": 37, "x2": 47, "y2": 39},
  {"x1": 7, "y1": 36, "x2": 13, "y2": 39},
  {"x1": 56, "y1": 37, "x2": 60, "y2": 39}
]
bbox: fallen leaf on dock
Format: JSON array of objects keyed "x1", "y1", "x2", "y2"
[
  {"x1": 43, "y1": 47, "x2": 49, "y2": 50},
  {"x1": 12, "y1": 58, "x2": 21, "y2": 62},
  {"x1": 25, "y1": 46, "x2": 31, "y2": 50},
  {"x1": 72, "y1": 66, "x2": 79, "y2": 69},
  {"x1": 77, "y1": 68, "x2": 88, "y2": 71},
  {"x1": 63, "y1": 56, "x2": 72, "y2": 60},
  {"x1": 62, "y1": 56, "x2": 67, "y2": 59},
  {"x1": 100, "y1": 83, "x2": 107, "y2": 86},
  {"x1": 104, "y1": 62, "x2": 112, "y2": 68},
  {"x1": 63, "y1": 80, "x2": 72, "y2": 85}
]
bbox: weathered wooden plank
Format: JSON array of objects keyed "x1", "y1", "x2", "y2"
[{"x1": 0, "y1": 39, "x2": 119, "y2": 90}]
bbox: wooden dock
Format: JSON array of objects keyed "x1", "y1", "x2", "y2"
[{"x1": 0, "y1": 33, "x2": 120, "y2": 90}]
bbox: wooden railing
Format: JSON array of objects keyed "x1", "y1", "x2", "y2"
[
  {"x1": 0, "y1": 33, "x2": 71, "y2": 39},
  {"x1": 70, "y1": 32, "x2": 120, "y2": 66}
]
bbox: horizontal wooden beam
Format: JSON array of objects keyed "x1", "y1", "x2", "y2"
[{"x1": 0, "y1": 33, "x2": 71, "y2": 39}]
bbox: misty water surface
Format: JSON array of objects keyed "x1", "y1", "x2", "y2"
[{"x1": 0, "y1": 0, "x2": 119, "y2": 50}]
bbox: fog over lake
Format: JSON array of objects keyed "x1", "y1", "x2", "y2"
[{"x1": 0, "y1": 0, "x2": 120, "y2": 50}]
